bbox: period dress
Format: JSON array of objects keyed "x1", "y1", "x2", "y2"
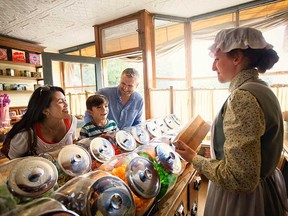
[{"x1": 192, "y1": 69, "x2": 287, "y2": 216}]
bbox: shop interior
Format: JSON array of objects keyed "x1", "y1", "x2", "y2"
[{"x1": 0, "y1": 0, "x2": 287, "y2": 215}]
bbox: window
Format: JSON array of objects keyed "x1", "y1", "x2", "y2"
[
  {"x1": 102, "y1": 57, "x2": 144, "y2": 96},
  {"x1": 260, "y1": 25, "x2": 288, "y2": 86},
  {"x1": 152, "y1": 1, "x2": 288, "y2": 122},
  {"x1": 191, "y1": 13, "x2": 237, "y2": 87},
  {"x1": 102, "y1": 56, "x2": 145, "y2": 118},
  {"x1": 95, "y1": 11, "x2": 144, "y2": 58},
  {"x1": 102, "y1": 20, "x2": 139, "y2": 55},
  {"x1": 63, "y1": 62, "x2": 96, "y2": 94},
  {"x1": 62, "y1": 45, "x2": 97, "y2": 94},
  {"x1": 154, "y1": 20, "x2": 186, "y2": 88}
]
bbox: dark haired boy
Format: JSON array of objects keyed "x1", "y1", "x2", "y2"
[{"x1": 79, "y1": 94, "x2": 118, "y2": 139}]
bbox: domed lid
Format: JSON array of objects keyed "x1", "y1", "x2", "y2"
[
  {"x1": 90, "y1": 137, "x2": 115, "y2": 163},
  {"x1": 87, "y1": 175, "x2": 135, "y2": 216},
  {"x1": 164, "y1": 115, "x2": 177, "y2": 129},
  {"x1": 77, "y1": 137, "x2": 93, "y2": 150},
  {"x1": 126, "y1": 157, "x2": 160, "y2": 199},
  {"x1": 170, "y1": 114, "x2": 181, "y2": 126},
  {"x1": 156, "y1": 143, "x2": 182, "y2": 174},
  {"x1": 146, "y1": 121, "x2": 162, "y2": 137},
  {"x1": 7, "y1": 157, "x2": 58, "y2": 197},
  {"x1": 57, "y1": 145, "x2": 92, "y2": 177},
  {"x1": 154, "y1": 118, "x2": 169, "y2": 133},
  {"x1": 115, "y1": 130, "x2": 136, "y2": 151},
  {"x1": 130, "y1": 126, "x2": 150, "y2": 145}
]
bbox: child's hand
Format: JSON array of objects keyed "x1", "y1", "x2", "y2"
[{"x1": 174, "y1": 140, "x2": 197, "y2": 163}]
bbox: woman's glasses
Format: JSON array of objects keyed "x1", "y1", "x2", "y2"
[{"x1": 39, "y1": 85, "x2": 51, "y2": 96}]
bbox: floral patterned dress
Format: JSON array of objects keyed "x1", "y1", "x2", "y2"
[{"x1": 192, "y1": 69, "x2": 287, "y2": 216}]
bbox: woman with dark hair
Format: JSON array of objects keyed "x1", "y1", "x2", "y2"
[
  {"x1": 2, "y1": 85, "x2": 77, "y2": 159},
  {"x1": 175, "y1": 27, "x2": 287, "y2": 215}
]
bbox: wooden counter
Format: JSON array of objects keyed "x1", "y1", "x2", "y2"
[{"x1": 148, "y1": 163, "x2": 200, "y2": 216}]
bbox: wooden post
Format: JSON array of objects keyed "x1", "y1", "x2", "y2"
[{"x1": 170, "y1": 86, "x2": 174, "y2": 114}]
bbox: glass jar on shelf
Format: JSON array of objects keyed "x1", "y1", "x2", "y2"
[
  {"x1": 134, "y1": 142, "x2": 182, "y2": 200},
  {"x1": 99, "y1": 152, "x2": 160, "y2": 216},
  {"x1": 76, "y1": 136, "x2": 116, "y2": 170},
  {"x1": 126, "y1": 125, "x2": 150, "y2": 145},
  {"x1": 165, "y1": 114, "x2": 182, "y2": 128},
  {"x1": 5, "y1": 157, "x2": 58, "y2": 204},
  {"x1": 3, "y1": 197, "x2": 79, "y2": 216},
  {"x1": 90, "y1": 137, "x2": 116, "y2": 170},
  {"x1": 145, "y1": 120, "x2": 162, "y2": 139},
  {"x1": 56, "y1": 144, "x2": 92, "y2": 186},
  {"x1": 114, "y1": 130, "x2": 137, "y2": 153},
  {"x1": 154, "y1": 117, "x2": 169, "y2": 134},
  {"x1": 53, "y1": 170, "x2": 135, "y2": 216}
]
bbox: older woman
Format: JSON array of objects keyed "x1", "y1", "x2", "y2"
[
  {"x1": 176, "y1": 27, "x2": 287, "y2": 215},
  {"x1": 2, "y1": 85, "x2": 77, "y2": 159}
]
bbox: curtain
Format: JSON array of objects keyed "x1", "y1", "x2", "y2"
[
  {"x1": 67, "y1": 91, "x2": 95, "y2": 116},
  {"x1": 173, "y1": 89, "x2": 192, "y2": 125},
  {"x1": 64, "y1": 63, "x2": 75, "y2": 86},
  {"x1": 149, "y1": 86, "x2": 287, "y2": 124},
  {"x1": 67, "y1": 92, "x2": 86, "y2": 116},
  {"x1": 149, "y1": 89, "x2": 171, "y2": 119},
  {"x1": 271, "y1": 85, "x2": 288, "y2": 112}
]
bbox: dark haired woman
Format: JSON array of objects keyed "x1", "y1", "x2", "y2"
[{"x1": 3, "y1": 85, "x2": 77, "y2": 159}]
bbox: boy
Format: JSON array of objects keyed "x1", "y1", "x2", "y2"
[{"x1": 79, "y1": 94, "x2": 118, "y2": 139}]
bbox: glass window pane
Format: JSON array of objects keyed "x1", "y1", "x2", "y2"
[
  {"x1": 191, "y1": 39, "x2": 214, "y2": 78},
  {"x1": 102, "y1": 20, "x2": 139, "y2": 54},
  {"x1": 103, "y1": 57, "x2": 144, "y2": 95},
  {"x1": 192, "y1": 78, "x2": 229, "y2": 89},
  {"x1": 191, "y1": 13, "x2": 236, "y2": 79},
  {"x1": 65, "y1": 87, "x2": 83, "y2": 94},
  {"x1": 239, "y1": 1, "x2": 287, "y2": 26},
  {"x1": 156, "y1": 80, "x2": 186, "y2": 89},
  {"x1": 65, "y1": 87, "x2": 96, "y2": 94},
  {"x1": 155, "y1": 20, "x2": 185, "y2": 81},
  {"x1": 156, "y1": 47, "x2": 185, "y2": 78},
  {"x1": 239, "y1": 2, "x2": 288, "y2": 74},
  {"x1": 82, "y1": 64, "x2": 96, "y2": 86},
  {"x1": 103, "y1": 57, "x2": 145, "y2": 118},
  {"x1": 262, "y1": 25, "x2": 287, "y2": 73},
  {"x1": 81, "y1": 45, "x2": 96, "y2": 57},
  {"x1": 83, "y1": 87, "x2": 97, "y2": 92},
  {"x1": 260, "y1": 73, "x2": 288, "y2": 86},
  {"x1": 64, "y1": 62, "x2": 81, "y2": 87},
  {"x1": 66, "y1": 51, "x2": 80, "y2": 56}
]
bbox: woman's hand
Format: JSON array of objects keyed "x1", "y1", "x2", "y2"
[{"x1": 174, "y1": 140, "x2": 197, "y2": 163}]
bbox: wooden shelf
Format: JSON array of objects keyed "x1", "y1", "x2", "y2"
[
  {"x1": 0, "y1": 90, "x2": 34, "y2": 93},
  {"x1": 149, "y1": 163, "x2": 198, "y2": 215},
  {"x1": 0, "y1": 36, "x2": 45, "y2": 53},
  {"x1": 0, "y1": 75, "x2": 43, "y2": 81},
  {"x1": 0, "y1": 60, "x2": 41, "y2": 68}
]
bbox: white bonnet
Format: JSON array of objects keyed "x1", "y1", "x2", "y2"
[{"x1": 209, "y1": 27, "x2": 273, "y2": 54}]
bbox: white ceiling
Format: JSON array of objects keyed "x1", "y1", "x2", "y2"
[{"x1": 0, "y1": 0, "x2": 255, "y2": 52}]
